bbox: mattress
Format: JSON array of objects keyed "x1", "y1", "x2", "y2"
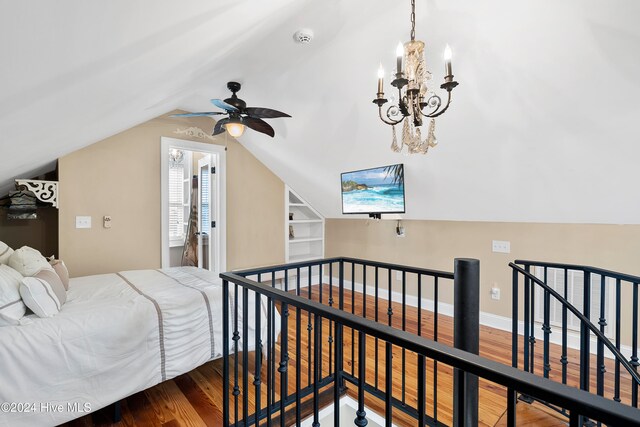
[{"x1": 0, "y1": 267, "x2": 277, "y2": 427}]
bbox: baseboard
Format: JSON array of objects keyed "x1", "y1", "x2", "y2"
[{"x1": 325, "y1": 276, "x2": 633, "y2": 361}]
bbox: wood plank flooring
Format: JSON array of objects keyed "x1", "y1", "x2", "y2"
[{"x1": 61, "y1": 284, "x2": 634, "y2": 427}]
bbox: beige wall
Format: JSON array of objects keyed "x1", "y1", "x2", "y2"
[
  {"x1": 326, "y1": 219, "x2": 640, "y2": 343},
  {"x1": 59, "y1": 112, "x2": 284, "y2": 277}
]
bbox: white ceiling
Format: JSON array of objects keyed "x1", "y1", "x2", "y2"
[{"x1": 2, "y1": 0, "x2": 640, "y2": 223}]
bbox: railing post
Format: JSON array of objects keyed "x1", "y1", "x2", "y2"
[
  {"x1": 453, "y1": 258, "x2": 480, "y2": 427},
  {"x1": 334, "y1": 321, "x2": 343, "y2": 426},
  {"x1": 337, "y1": 259, "x2": 346, "y2": 395},
  {"x1": 222, "y1": 279, "x2": 230, "y2": 427}
]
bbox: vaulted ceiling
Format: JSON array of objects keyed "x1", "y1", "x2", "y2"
[{"x1": 2, "y1": 0, "x2": 640, "y2": 223}]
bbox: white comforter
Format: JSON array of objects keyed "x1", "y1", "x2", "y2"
[{"x1": 0, "y1": 267, "x2": 277, "y2": 427}]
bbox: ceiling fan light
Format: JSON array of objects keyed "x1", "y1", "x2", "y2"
[{"x1": 225, "y1": 122, "x2": 245, "y2": 138}]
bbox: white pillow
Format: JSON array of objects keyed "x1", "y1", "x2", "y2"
[
  {"x1": 0, "y1": 241, "x2": 13, "y2": 265},
  {"x1": 0, "y1": 264, "x2": 27, "y2": 326},
  {"x1": 9, "y1": 246, "x2": 53, "y2": 277},
  {"x1": 20, "y1": 277, "x2": 61, "y2": 318},
  {"x1": 33, "y1": 268, "x2": 66, "y2": 306}
]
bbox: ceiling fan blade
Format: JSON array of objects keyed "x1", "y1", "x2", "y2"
[
  {"x1": 243, "y1": 117, "x2": 275, "y2": 138},
  {"x1": 210, "y1": 99, "x2": 239, "y2": 112},
  {"x1": 213, "y1": 118, "x2": 230, "y2": 135},
  {"x1": 171, "y1": 112, "x2": 226, "y2": 117},
  {"x1": 246, "y1": 107, "x2": 291, "y2": 119}
]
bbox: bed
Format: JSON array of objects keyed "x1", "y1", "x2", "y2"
[{"x1": 0, "y1": 266, "x2": 276, "y2": 427}]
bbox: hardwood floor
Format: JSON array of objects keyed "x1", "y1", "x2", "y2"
[{"x1": 61, "y1": 284, "x2": 633, "y2": 427}]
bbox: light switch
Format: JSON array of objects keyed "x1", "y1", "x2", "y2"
[
  {"x1": 75, "y1": 216, "x2": 92, "y2": 229},
  {"x1": 103, "y1": 216, "x2": 112, "y2": 229},
  {"x1": 492, "y1": 240, "x2": 511, "y2": 253}
]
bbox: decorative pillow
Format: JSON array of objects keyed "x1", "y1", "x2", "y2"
[
  {"x1": 49, "y1": 259, "x2": 70, "y2": 291},
  {"x1": 0, "y1": 241, "x2": 13, "y2": 265},
  {"x1": 8, "y1": 246, "x2": 53, "y2": 277},
  {"x1": 0, "y1": 264, "x2": 27, "y2": 326},
  {"x1": 20, "y1": 277, "x2": 61, "y2": 318},
  {"x1": 33, "y1": 268, "x2": 66, "y2": 306}
]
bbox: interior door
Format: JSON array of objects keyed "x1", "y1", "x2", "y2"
[{"x1": 197, "y1": 155, "x2": 214, "y2": 271}]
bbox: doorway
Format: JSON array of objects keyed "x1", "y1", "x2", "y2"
[{"x1": 161, "y1": 138, "x2": 226, "y2": 276}]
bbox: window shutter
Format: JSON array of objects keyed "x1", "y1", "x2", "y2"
[
  {"x1": 169, "y1": 158, "x2": 186, "y2": 242},
  {"x1": 200, "y1": 167, "x2": 210, "y2": 232}
]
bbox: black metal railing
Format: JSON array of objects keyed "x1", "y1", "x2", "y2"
[
  {"x1": 225, "y1": 256, "x2": 456, "y2": 426},
  {"x1": 221, "y1": 257, "x2": 640, "y2": 426},
  {"x1": 511, "y1": 260, "x2": 640, "y2": 425}
]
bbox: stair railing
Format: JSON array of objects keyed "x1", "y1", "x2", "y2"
[{"x1": 511, "y1": 260, "x2": 640, "y2": 425}]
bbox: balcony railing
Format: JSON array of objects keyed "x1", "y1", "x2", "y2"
[{"x1": 221, "y1": 257, "x2": 640, "y2": 426}]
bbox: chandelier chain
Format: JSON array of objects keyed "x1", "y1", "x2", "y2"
[{"x1": 410, "y1": 0, "x2": 416, "y2": 41}]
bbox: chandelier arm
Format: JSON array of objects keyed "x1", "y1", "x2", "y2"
[
  {"x1": 420, "y1": 91, "x2": 453, "y2": 119},
  {"x1": 378, "y1": 106, "x2": 403, "y2": 126}
]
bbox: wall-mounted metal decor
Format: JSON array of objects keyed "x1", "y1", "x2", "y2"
[
  {"x1": 14, "y1": 180, "x2": 58, "y2": 208},
  {"x1": 173, "y1": 127, "x2": 217, "y2": 142}
]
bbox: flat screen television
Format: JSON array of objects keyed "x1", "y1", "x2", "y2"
[{"x1": 341, "y1": 164, "x2": 405, "y2": 218}]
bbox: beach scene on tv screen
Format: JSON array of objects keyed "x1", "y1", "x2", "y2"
[{"x1": 342, "y1": 165, "x2": 405, "y2": 213}]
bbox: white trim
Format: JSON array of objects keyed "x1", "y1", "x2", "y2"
[
  {"x1": 300, "y1": 395, "x2": 395, "y2": 427},
  {"x1": 161, "y1": 138, "x2": 226, "y2": 276},
  {"x1": 14, "y1": 179, "x2": 58, "y2": 208},
  {"x1": 323, "y1": 276, "x2": 634, "y2": 361},
  {"x1": 169, "y1": 239, "x2": 185, "y2": 248}
]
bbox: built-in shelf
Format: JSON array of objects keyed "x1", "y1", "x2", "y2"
[
  {"x1": 288, "y1": 254, "x2": 323, "y2": 263},
  {"x1": 286, "y1": 186, "x2": 324, "y2": 263},
  {"x1": 289, "y1": 237, "x2": 323, "y2": 243}
]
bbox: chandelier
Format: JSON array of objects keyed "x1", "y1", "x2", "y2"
[{"x1": 373, "y1": 0, "x2": 459, "y2": 154}]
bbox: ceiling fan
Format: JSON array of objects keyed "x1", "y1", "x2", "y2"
[{"x1": 172, "y1": 81, "x2": 291, "y2": 138}]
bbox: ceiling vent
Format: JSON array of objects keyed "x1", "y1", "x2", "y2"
[{"x1": 293, "y1": 29, "x2": 314, "y2": 44}]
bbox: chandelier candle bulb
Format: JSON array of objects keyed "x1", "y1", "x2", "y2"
[
  {"x1": 396, "y1": 42, "x2": 404, "y2": 74},
  {"x1": 444, "y1": 44, "x2": 453, "y2": 77},
  {"x1": 377, "y1": 64, "x2": 385, "y2": 94}
]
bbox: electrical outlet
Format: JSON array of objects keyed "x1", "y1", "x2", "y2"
[
  {"x1": 491, "y1": 287, "x2": 501, "y2": 300},
  {"x1": 492, "y1": 240, "x2": 511, "y2": 253},
  {"x1": 103, "y1": 215, "x2": 112, "y2": 229},
  {"x1": 75, "y1": 216, "x2": 91, "y2": 229}
]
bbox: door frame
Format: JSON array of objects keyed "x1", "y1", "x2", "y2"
[{"x1": 160, "y1": 137, "x2": 226, "y2": 275}]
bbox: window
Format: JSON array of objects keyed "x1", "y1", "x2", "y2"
[
  {"x1": 168, "y1": 149, "x2": 190, "y2": 246},
  {"x1": 200, "y1": 166, "x2": 210, "y2": 232}
]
